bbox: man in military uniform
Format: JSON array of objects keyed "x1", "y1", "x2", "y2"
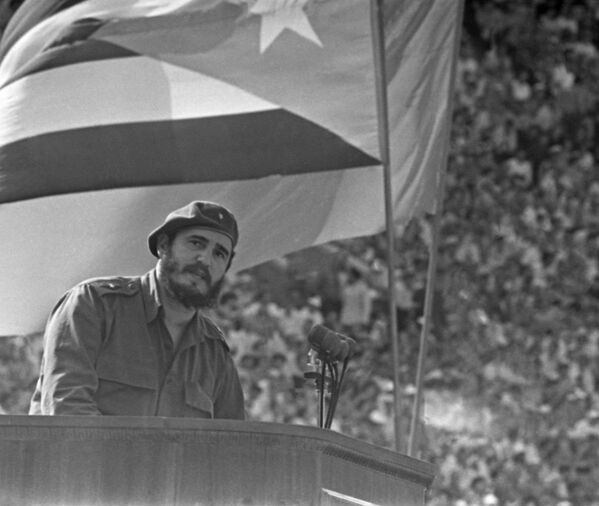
[{"x1": 29, "y1": 201, "x2": 245, "y2": 419}]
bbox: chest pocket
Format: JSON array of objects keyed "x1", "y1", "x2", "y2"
[
  {"x1": 184, "y1": 382, "x2": 214, "y2": 418},
  {"x1": 95, "y1": 355, "x2": 157, "y2": 416},
  {"x1": 96, "y1": 355, "x2": 156, "y2": 389}
]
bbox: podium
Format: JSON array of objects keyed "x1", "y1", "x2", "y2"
[{"x1": 0, "y1": 416, "x2": 434, "y2": 505}]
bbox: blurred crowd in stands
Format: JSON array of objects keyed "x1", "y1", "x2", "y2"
[{"x1": 2, "y1": 0, "x2": 599, "y2": 504}]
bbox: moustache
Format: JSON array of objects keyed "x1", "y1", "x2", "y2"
[{"x1": 182, "y1": 264, "x2": 212, "y2": 284}]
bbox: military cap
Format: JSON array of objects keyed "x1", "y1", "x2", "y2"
[{"x1": 148, "y1": 201, "x2": 239, "y2": 257}]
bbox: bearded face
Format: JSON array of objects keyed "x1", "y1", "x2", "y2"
[
  {"x1": 156, "y1": 228, "x2": 232, "y2": 309},
  {"x1": 159, "y1": 252, "x2": 225, "y2": 309}
]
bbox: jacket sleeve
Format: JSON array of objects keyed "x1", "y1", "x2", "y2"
[{"x1": 30, "y1": 284, "x2": 105, "y2": 415}]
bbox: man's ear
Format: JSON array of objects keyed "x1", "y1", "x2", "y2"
[
  {"x1": 156, "y1": 233, "x2": 170, "y2": 258},
  {"x1": 226, "y1": 251, "x2": 236, "y2": 271}
]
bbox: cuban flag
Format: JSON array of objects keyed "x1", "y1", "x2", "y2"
[{"x1": 0, "y1": 0, "x2": 462, "y2": 335}]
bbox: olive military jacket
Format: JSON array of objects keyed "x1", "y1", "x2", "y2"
[{"x1": 29, "y1": 270, "x2": 245, "y2": 419}]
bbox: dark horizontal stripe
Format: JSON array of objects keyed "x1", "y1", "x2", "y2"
[
  {"x1": 0, "y1": 109, "x2": 380, "y2": 203},
  {"x1": 3, "y1": 39, "x2": 138, "y2": 88},
  {"x1": 47, "y1": 17, "x2": 105, "y2": 49},
  {"x1": 0, "y1": 0, "x2": 85, "y2": 61},
  {"x1": 2, "y1": 2, "x2": 242, "y2": 88}
]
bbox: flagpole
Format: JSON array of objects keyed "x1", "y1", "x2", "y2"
[
  {"x1": 407, "y1": 0, "x2": 465, "y2": 458},
  {"x1": 370, "y1": 0, "x2": 403, "y2": 454}
]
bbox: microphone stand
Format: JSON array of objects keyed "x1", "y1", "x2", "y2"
[
  {"x1": 312, "y1": 355, "x2": 348, "y2": 430},
  {"x1": 325, "y1": 358, "x2": 349, "y2": 429},
  {"x1": 318, "y1": 359, "x2": 326, "y2": 429}
]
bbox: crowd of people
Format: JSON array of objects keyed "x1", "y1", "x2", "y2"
[
  {"x1": 1, "y1": 0, "x2": 599, "y2": 504},
  {"x1": 424, "y1": 2, "x2": 599, "y2": 503}
]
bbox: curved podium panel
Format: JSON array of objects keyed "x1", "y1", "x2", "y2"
[{"x1": 0, "y1": 416, "x2": 434, "y2": 505}]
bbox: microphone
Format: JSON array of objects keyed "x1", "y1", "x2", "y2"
[
  {"x1": 308, "y1": 324, "x2": 339, "y2": 361},
  {"x1": 308, "y1": 325, "x2": 357, "y2": 362},
  {"x1": 343, "y1": 335, "x2": 357, "y2": 360}
]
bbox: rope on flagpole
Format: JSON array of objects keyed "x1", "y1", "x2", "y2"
[
  {"x1": 370, "y1": 0, "x2": 403, "y2": 454},
  {"x1": 407, "y1": 0, "x2": 466, "y2": 458}
]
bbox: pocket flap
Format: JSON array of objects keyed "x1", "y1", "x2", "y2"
[{"x1": 184, "y1": 382, "x2": 214, "y2": 417}]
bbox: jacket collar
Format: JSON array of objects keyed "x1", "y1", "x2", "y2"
[
  {"x1": 141, "y1": 269, "x2": 162, "y2": 323},
  {"x1": 140, "y1": 269, "x2": 216, "y2": 343}
]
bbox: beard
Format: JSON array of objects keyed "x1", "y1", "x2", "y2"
[{"x1": 158, "y1": 253, "x2": 225, "y2": 309}]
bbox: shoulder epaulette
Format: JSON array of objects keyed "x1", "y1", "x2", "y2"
[{"x1": 84, "y1": 276, "x2": 140, "y2": 297}]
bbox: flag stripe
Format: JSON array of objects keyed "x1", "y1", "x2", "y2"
[
  {"x1": 2, "y1": 1, "x2": 247, "y2": 87},
  {"x1": 0, "y1": 56, "x2": 281, "y2": 147},
  {"x1": 0, "y1": 111, "x2": 380, "y2": 203},
  {"x1": 0, "y1": 0, "x2": 230, "y2": 86},
  {"x1": 0, "y1": 0, "x2": 84, "y2": 61},
  {"x1": 3, "y1": 38, "x2": 136, "y2": 88}
]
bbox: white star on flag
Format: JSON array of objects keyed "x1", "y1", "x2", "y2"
[{"x1": 246, "y1": 0, "x2": 323, "y2": 53}]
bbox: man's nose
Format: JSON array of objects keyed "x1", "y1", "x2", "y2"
[{"x1": 196, "y1": 249, "x2": 212, "y2": 266}]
